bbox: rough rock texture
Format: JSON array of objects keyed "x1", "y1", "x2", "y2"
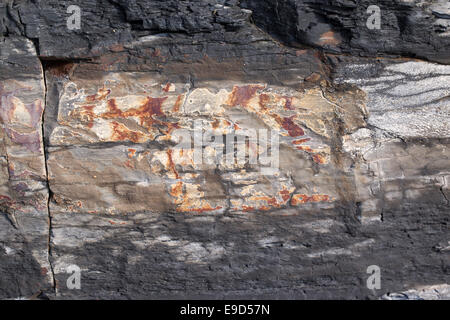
[
  {"x1": 241, "y1": 0, "x2": 450, "y2": 64},
  {"x1": 0, "y1": 36, "x2": 52, "y2": 297},
  {"x1": 0, "y1": 0, "x2": 449, "y2": 299}
]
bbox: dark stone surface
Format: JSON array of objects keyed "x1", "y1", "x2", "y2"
[
  {"x1": 50, "y1": 201, "x2": 448, "y2": 299},
  {"x1": 1, "y1": 1, "x2": 448, "y2": 63},
  {"x1": 240, "y1": 0, "x2": 450, "y2": 64}
]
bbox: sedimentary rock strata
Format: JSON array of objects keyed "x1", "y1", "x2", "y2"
[
  {"x1": 0, "y1": 0, "x2": 448, "y2": 299},
  {"x1": 0, "y1": 36, "x2": 52, "y2": 297}
]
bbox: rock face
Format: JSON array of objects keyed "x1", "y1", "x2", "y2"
[
  {"x1": 0, "y1": 36, "x2": 52, "y2": 297},
  {"x1": 0, "y1": 0, "x2": 449, "y2": 299},
  {"x1": 241, "y1": 0, "x2": 450, "y2": 64}
]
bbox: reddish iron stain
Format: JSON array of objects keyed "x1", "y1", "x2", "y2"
[
  {"x1": 104, "y1": 98, "x2": 124, "y2": 118},
  {"x1": 167, "y1": 149, "x2": 180, "y2": 179},
  {"x1": 178, "y1": 205, "x2": 223, "y2": 213},
  {"x1": 227, "y1": 85, "x2": 264, "y2": 107},
  {"x1": 101, "y1": 96, "x2": 180, "y2": 135},
  {"x1": 170, "y1": 181, "x2": 183, "y2": 198},
  {"x1": 280, "y1": 189, "x2": 291, "y2": 202},
  {"x1": 313, "y1": 154, "x2": 326, "y2": 164},
  {"x1": 127, "y1": 148, "x2": 136, "y2": 158},
  {"x1": 104, "y1": 96, "x2": 168, "y2": 120},
  {"x1": 211, "y1": 119, "x2": 220, "y2": 129},
  {"x1": 267, "y1": 197, "x2": 278, "y2": 207},
  {"x1": 86, "y1": 88, "x2": 111, "y2": 102},
  {"x1": 251, "y1": 196, "x2": 284, "y2": 210},
  {"x1": 162, "y1": 83, "x2": 172, "y2": 92},
  {"x1": 81, "y1": 105, "x2": 95, "y2": 128},
  {"x1": 258, "y1": 93, "x2": 271, "y2": 112},
  {"x1": 291, "y1": 194, "x2": 330, "y2": 206},
  {"x1": 41, "y1": 267, "x2": 48, "y2": 276},
  {"x1": 111, "y1": 121, "x2": 145, "y2": 143},
  {"x1": 172, "y1": 95, "x2": 184, "y2": 113},
  {"x1": 75, "y1": 91, "x2": 180, "y2": 141},
  {"x1": 293, "y1": 138, "x2": 311, "y2": 145},
  {"x1": 280, "y1": 116, "x2": 304, "y2": 137},
  {"x1": 142, "y1": 96, "x2": 166, "y2": 118}
]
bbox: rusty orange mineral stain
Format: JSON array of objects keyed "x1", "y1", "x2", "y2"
[
  {"x1": 103, "y1": 96, "x2": 168, "y2": 124},
  {"x1": 170, "y1": 181, "x2": 183, "y2": 198},
  {"x1": 127, "y1": 148, "x2": 136, "y2": 158},
  {"x1": 110, "y1": 121, "x2": 146, "y2": 143},
  {"x1": 292, "y1": 138, "x2": 311, "y2": 145},
  {"x1": 178, "y1": 204, "x2": 223, "y2": 213},
  {"x1": 86, "y1": 88, "x2": 111, "y2": 102},
  {"x1": 313, "y1": 154, "x2": 326, "y2": 164},
  {"x1": 79, "y1": 94, "x2": 181, "y2": 141},
  {"x1": 170, "y1": 181, "x2": 222, "y2": 213},
  {"x1": 227, "y1": 85, "x2": 264, "y2": 107},
  {"x1": 291, "y1": 194, "x2": 330, "y2": 206},
  {"x1": 162, "y1": 83, "x2": 172, "y2": 92},
  {"x1": 211, "y1": 118, "x2": 221, "y2": 129},
  {"x1": 318, "y1": 31, "x2": 341, "y2": 46},
  {"x1": 279, "y1": 116, "x2": 305, "y2": 137},
  {"x1": 104, "y1": 98, "x2": 124, "y2": 118},
  {"x1": 242, "y1": 206, "x2": 256, "y2": 212},
  {"x1": 250, "y1": 196, "x2": 282, "y2": 209},
  {"x1": 139, "y1": 96, "x2": 165, "y2": 118},
  {"x1": 280, "y1": 189, "x2": 292, "y2": 202},
  {"x1": 108, "y1": 220, "x2": 127, "y2": 225},
  {"x1": 172, "y1": 94, "x2": 184, "y2": 113},
  {"x1": 80, "y1": 105, "x2": 95, "y2": 128},
  {"x1": 167, "y1": 149, "x2": 180, "y2": 179},
  {"x1": 258, "y1": 93, "x2": 271, "y2": 112}
]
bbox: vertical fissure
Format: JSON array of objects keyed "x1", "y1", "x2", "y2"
[{"x1": 38, "y1": 54, "x2": 57, "y2": 295}]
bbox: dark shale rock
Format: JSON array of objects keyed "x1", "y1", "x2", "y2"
[
  {"x1": 240, "y1": 0, "x2": 450, "y2": 64},
  {"x1": 0, "y1": 0, "x2": 448, "y2": 300}
]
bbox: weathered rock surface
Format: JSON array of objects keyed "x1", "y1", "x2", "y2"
[
  {"x1": 241, "y1": 0, "x2": 450, "y2": 64},
  {"x1": 0, "y1": 36, "x2": 52, "y2": 297},
  {"x1": 0, "y1": 0, "x2": 449, "y2": 300}
]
